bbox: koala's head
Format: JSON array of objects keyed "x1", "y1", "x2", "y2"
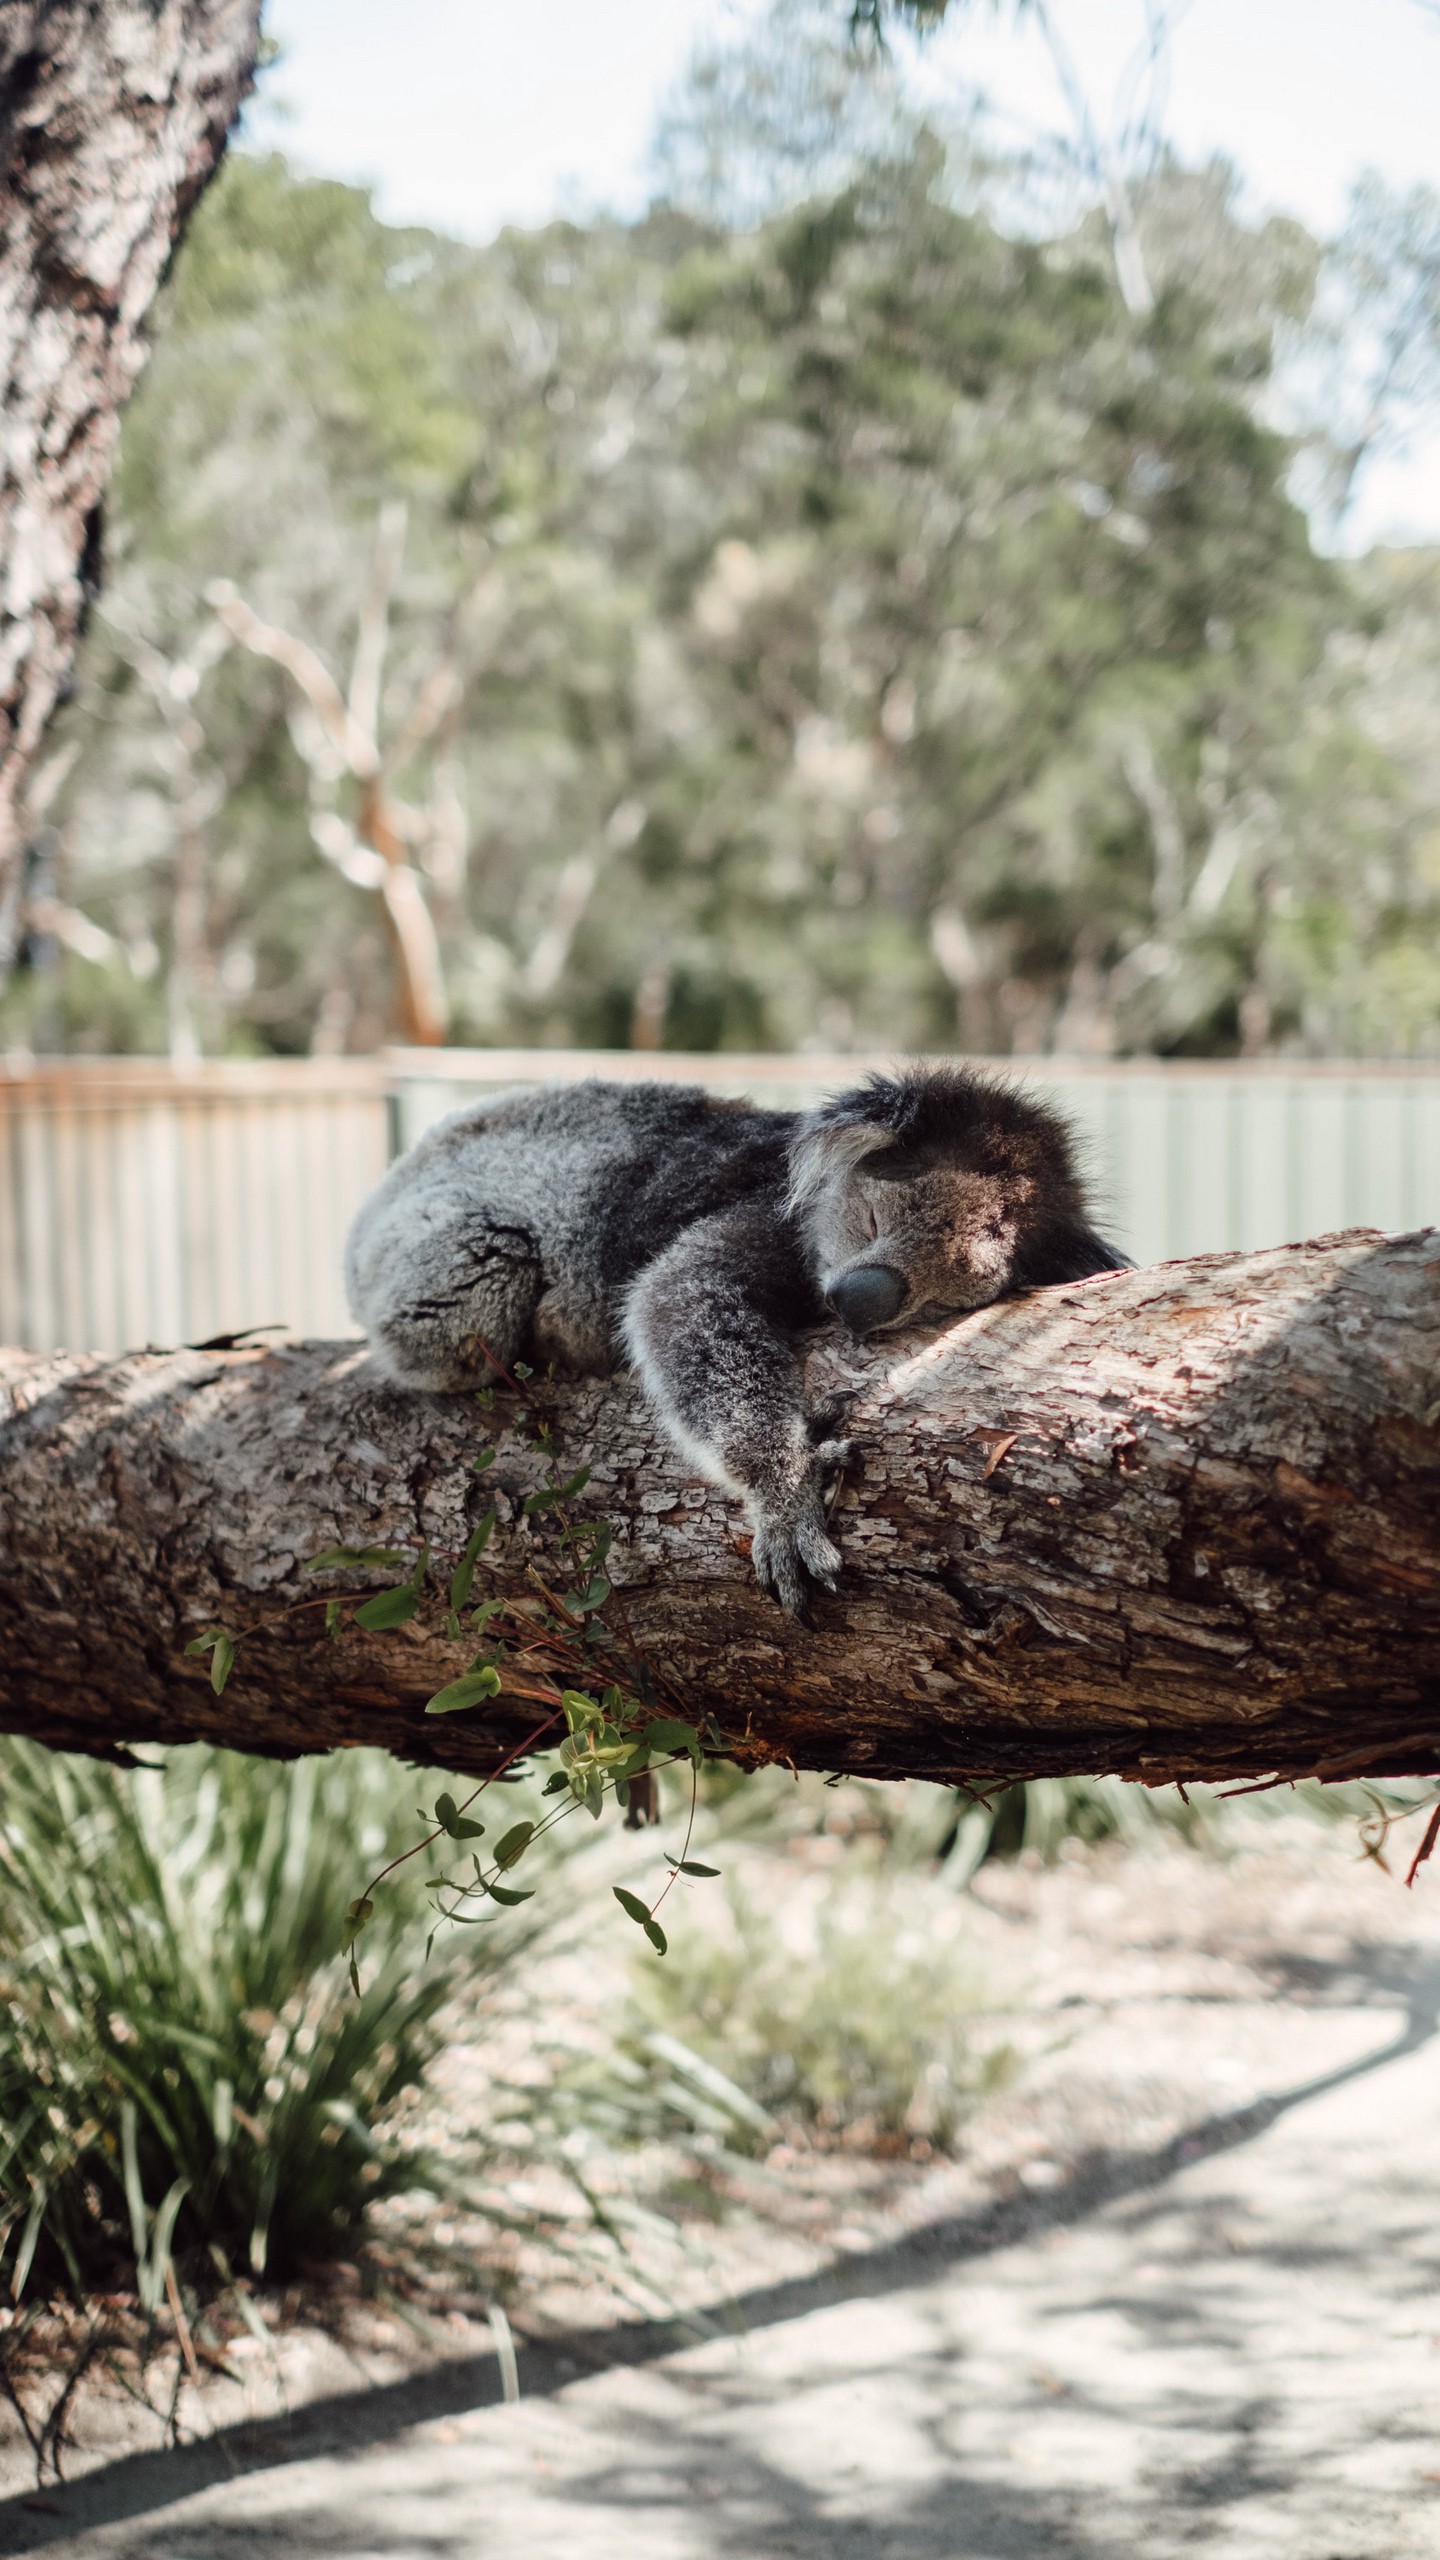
[{"x1": 788, "y1": 1068, "x2": 1127, "y2": 1336}]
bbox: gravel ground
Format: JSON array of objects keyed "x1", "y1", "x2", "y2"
[{"x1": 3, "y1": 1815, "x2": 1439, "y2": 2558}]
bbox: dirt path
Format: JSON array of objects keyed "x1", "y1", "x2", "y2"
[{"x1": 5, "y1": 1830, "x2": 1440, "y2": 2560}]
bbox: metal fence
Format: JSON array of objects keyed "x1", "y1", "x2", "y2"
[
  {"x1": 4, "y1": 1048, "x2": 1439, "y2": 1354},
  {"x1": 0, "y1": 1059, "x2": 388, "y2": 1354}
]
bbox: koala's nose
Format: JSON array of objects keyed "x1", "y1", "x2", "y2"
[{"x1": 825, "y1": 1264, "x2": 908, "y2": 1333}]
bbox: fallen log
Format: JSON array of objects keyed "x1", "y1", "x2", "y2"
[{"x1": 2, "y1": 1227, "x2": 1438, "y2": 1789}]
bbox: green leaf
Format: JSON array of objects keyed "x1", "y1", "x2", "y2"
[
  {"x1": 641, "y1": 1717, "x2": 702, "y2": 1760},
  {"x1": 493, "y1": 1821, "x2": 534, "y2": 1870},
  {"x1": 562, "y1": 1689, "x2": 603, "y2": 1733},
  {"x1": 432, "y1": 1794, "x2": 485, "y2": 1840},
  {"x1": 669, "y1": 1859, "x2": 721, "y2": 1877},
  {"x1": 512, "y1": 1361, "x2": 533, "y2": 1380},
  {"x1": 471, "y1": 1448, "x2": 497, "y2": 1472},
  {"x1": 305, "y1": 1545, "x2": 412, "y2": 1573},
  {"x1": 541, "y1": 1770, "x2": 570, "y2": 1796},
  {"x1": 556, "y1": 1465, "x2": 592, "y2": 1500},
  {"x1": 643, "y1": 1916, "x2": 668, "y2": 1956},
  {"x1": 562, "y1": 1575, "x2": 612, "y2": 1615},
  {"x1": 449, "y1": 1509, "x2": 496, "y2": 1611},
  {"x1": 424, "y1": 1665, "x2": 502, "y2": 1717},
  {"x1": 185, "y1": 1622, "x2": 239, "y2": 1687},
  {"x1": 488, "y1": 1883, "x2": 534, "y2": 1906},
  {"x1": 522, "y1": 1487, "x2": 556, "y2": 1515},
  {"x1": 354, "y1": 1582, "x2": 421, "y2": 1631},
  {"x1": 324, "y1": 1598, "x2": 343, "y2": 1640}
]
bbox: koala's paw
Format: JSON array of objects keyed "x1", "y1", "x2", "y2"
[
  {"x1": 750, "y1": 1483, "x2": 843, "y2": 1620},
  {"x1": 806, "y1": 1386, "x2": 858, "y2": 1444},
  {"x1": 810, "y1": 1431, "x2": 856, "y2": 1490}
]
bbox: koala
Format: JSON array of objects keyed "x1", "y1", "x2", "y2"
[{"x1": 345, "y1": 1069, "x2": 1128, "y2": 1616}]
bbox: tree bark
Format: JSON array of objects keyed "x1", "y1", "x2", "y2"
[
  {"x1": 0, "y1": 0, "x2": 263, "y2": 953},
  {"x1": 2, "y1": 1228, "x2": 1438, "y2": 1789}
]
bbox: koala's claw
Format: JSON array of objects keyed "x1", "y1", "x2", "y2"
[
  {"x1": 812, "y1": 1433, "x2": 857, "y2": 1493},
  {"x1": 751, "y1": 1501, "x2": 842, "y2": 1619},
  {"x1": 807, "y1": 1387, "x2": 859, "y2": 1444}
]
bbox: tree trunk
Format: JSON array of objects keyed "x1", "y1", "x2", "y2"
[
  {"x1": 2, "y1": 1228, "x2": 1438, "y2": 1789},
  {"x1": 0, "y1": 0, "x2": 263, "y2": 952}
]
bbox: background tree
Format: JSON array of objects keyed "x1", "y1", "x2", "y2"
[
  {"x1": 7, "y1": 0, "x2": 1440, "y2": 1063},
  {"x1": 1291, "y1": 174, "x2": 1440, "y2": 540},
  {"x1": 0, "y1": 0, "x2": 264, "y2": 982}
]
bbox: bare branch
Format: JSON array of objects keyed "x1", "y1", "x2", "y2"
[
  {"x1": 346, "y1": 501, "x2": 408, "y2": 766},
  {"x1": 206, "y1": 585, "x2": 374, "y2": 775}
]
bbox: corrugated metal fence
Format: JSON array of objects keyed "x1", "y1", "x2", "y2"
[
  {"x1": 0, "y1": 1060, "x2": 388, "y2": 1353},
  {"x1": 4, "y1": 1048, "x2": 1439, "y2": 1354}
]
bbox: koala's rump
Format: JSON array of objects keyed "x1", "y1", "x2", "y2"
[{"x1": 347, "y1": 1078, "x2": 798, "y2": 1381}]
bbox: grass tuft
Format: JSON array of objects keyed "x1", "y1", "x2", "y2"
[
  {"x1": 621, "y1": 1867, "x2": 1009, "y2": 2155},
  {"x1": 0, "y1": 1741, "x2": 542, "y2": 2304}
]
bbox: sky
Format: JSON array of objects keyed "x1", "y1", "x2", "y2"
[{"x1": 253, "y1": 0, "x2": 1440, "y2": 549}]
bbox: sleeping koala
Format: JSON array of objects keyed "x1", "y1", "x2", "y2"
[{"x1": 345, "y1": 1068, "x2": 1127, "y2": 1615}]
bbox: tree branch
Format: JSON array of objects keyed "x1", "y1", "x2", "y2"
[{"x1": 2, "y1": 1230, "x2": 1437, "y2": 1789}]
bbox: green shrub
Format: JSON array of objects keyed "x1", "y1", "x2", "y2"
[
  {"x1": 942, "y1": 1774, "x2": 1220, "y2": 1872},
  {"x1": 0, "y1": 1741, "x2": 541, "y2": 2303},
  {"x1": 622, "y1": 1869, "x2": 1008, "y2": 2155}
]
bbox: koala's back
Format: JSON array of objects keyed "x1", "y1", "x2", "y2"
[{"x1": 345, "y1": 1077, "x2": 796, "y2": 1385}]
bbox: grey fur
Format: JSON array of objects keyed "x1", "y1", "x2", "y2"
[{"x1": 345, "y1": 1069, "x2": 1128, "y2": 1616}]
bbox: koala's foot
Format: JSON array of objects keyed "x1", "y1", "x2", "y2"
[
  {"x1": 751, "y1": 1499, "x2": 841, "y2": 1619},
  {"x1": 749, "y1": 1433, "x2": 854, "y2": 1618}
]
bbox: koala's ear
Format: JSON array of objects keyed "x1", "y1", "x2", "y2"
[
  {"x1": 787, "y1": 1092, "x2": 897, "y2": 1215},
  {"x1": 1026, "y1": 1227, "x2": 1134, "y2": 1287}
]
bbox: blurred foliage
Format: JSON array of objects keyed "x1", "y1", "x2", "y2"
[
  {"x1": 8, "y1": 9, "x2": 1440, "y2": 1060},
  {"x1": 619, "y1": 1863, "x2": 1007, "y2": 2154},
  {"x1": 0, "y1": 1742, "x2": 549, "y2": 2303},
  {"x1": 941, "y1": 1771, "x2": 1220, "y2": 1868}
]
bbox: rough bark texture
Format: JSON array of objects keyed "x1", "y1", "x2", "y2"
[
  {"x1": 2, "y1": 1229, "x2": 1438, "y2": 1788},
  {"x1": 0, "y1": 0, "x2": 263, "y2": 939}
]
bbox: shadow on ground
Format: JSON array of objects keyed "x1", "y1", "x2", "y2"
[{"x1": 3, "y1": 1945, "x2": 1436, "y2": 2558}]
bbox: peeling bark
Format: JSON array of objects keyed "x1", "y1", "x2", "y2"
[
  {"x1": 1, "y1": 1229, "x2": 1438, "y2": 1788},
  {"x1": 0, "y1": 0, "x2": 263, "y2": 938}
]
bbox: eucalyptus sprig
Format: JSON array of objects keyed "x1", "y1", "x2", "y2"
[{"x1": 288, "y1": 1335, "x2": 728, "y2": 1989}]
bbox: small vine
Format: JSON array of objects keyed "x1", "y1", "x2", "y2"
[{"x1": 185, "y1": 1344, "x2": 731, "y2": 1988}]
